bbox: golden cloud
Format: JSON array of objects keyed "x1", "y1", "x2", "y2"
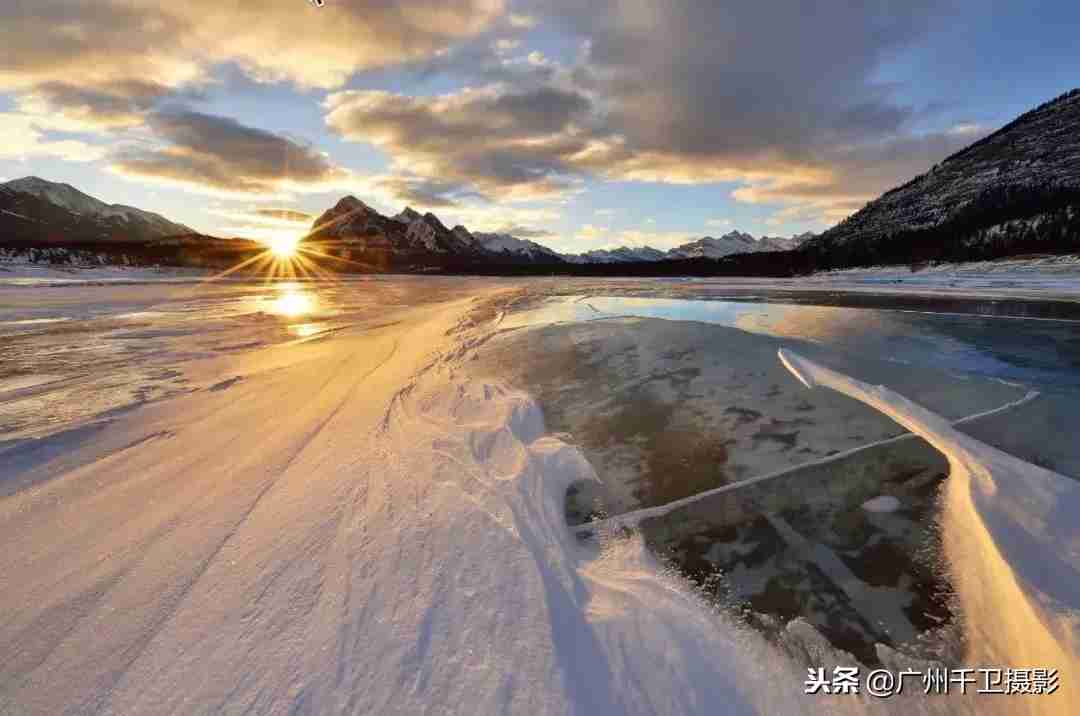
[{"x1": 0, "y1": 0, "x2": 506, "y2": 127}]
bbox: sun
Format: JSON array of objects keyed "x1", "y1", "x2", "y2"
[{"x1": 266, "y1": 234, "x2": 300, "y2": 258}]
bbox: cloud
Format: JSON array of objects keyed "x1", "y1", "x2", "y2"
[
  {"x1": 574, "y1": 223, "x2": 607, "y2": 242},
  {"x1": 485, "y1": 224, "x2": 554, "y2": 238},
  {"x1": 325, "y1": 84, "x2": 596, "y2": 201},
  {"x1": 0, "y1": 1, "x2": 506, "y2": 131},
  {"x1": 208, "y1": 206, "x2": 313, "y2": 225},
  {"x1": 16, "y1": 80, "x2": 177, "y2": 131},
  {"x1": 508, "y1": 13, "x2": 538, "y2": 29},
  {"x1": 706, "y1": 218, "x2": 732, "y2": 228},
  {"x1": 537, "y1": 0, "x2": 945, "y2": 157},
  {"x1": 206, "y1": 205, "x2": 317, "y2": 239},
  {"x1": 0, "y1": 1, "x2": 505, "y2": 89},
  {"x1": 514, "y1": 0, "x2": 977, "y2": 223},
  {"x1": 435, "y1": 202, "x2": 562, "y2": 235},
  {"x1": 373, "y1": 175, "x2": 480, "y2": 208},
  {"x1": 247, "y1": 208, "x2": 315, "y2": 224},
  {"x1": 1, "y1": 0, "x2": 993, "y2": 231},
  {"x1": 492, "y1": 38, "x2": 521, "y2": 54},
  {"x1": 109, "y1": 109, "x2": 349, "y2": 196},
  {"x1": 729, "y1": 127, "x2": 990, "y2": 224},
  {"x1": 322, "y1": 0, "x2": 983, "y2": 226},
  {"x1": 0, "y1": 113, "x2": 107, "y2": 162}
]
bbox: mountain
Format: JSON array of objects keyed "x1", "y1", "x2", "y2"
[
  {"x1": 563, "y1": 245, "x2": 668, "y2": 264},
  {"x1": 0, "y1": 176, "x2": 191, "y2": 243},
  {"x1": 307, "y1": 194, "x2": 813, "y2": 268},
  {"x1": 562, "y1": 230, "x2": 812, "y2": 263},
  {"x1": 307, "y1": 197, "x2": 576, "y2": 269},
  {"x1": 668, "y1": 231, "x2": 762, "y2": 259},
  {"x1": 0, "y1": 176, "x2": 267, "y2": 270},
  {"x1": 305, "y1": 197, "x2": 487, "y2": 270},
  {"x1": 803, "y1": 88, "x2": 1080, "y2": 267},
  {"x1": 473, "y1": 232, "x2": 564, "y2": 263}
]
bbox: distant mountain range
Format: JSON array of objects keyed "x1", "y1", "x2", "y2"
[
  {"x1": 305, "y1": 194, "x2": 810, "y2": 268},
  {"x1": 559, "y1": 232, "x2": 812, "y2": 264},
  {"x1": 0, "y1": 178, "x2": 803, "y2": 270},
  {"x1": 3, "y1": 87, "x2": 1079, "y2": 274}
]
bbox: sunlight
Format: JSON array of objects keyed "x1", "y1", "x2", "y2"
[
  {"x1": 266, "y1": 234, "x2": 301, "y2": 258},
  {"x1": 268, "y1": 289, "x2": 316, "y2": 317}
]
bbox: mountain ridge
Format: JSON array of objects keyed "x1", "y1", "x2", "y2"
[
  {"x1": 1, "y1": 176, "x2": 191, "y2": 240},
  {"x1": 803, "y1": 87, "x2": 1080, "y2": 267}
]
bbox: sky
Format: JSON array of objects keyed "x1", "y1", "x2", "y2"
[{"x1": 1, "y1": 0, "x2": 1078, "y2": 253}]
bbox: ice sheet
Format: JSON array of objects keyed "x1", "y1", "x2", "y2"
[
  {"x1": 1, "y1": 280, "x2": 1074, "y2": 715},
  {"x1": 779, "y1": 348, "x2": 1080, "y2": 711}
]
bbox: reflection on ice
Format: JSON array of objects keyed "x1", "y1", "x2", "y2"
[
  {"x1": 264, "y1": 288, "x2": 317, "y2": 318},
  {"x1": 289, "y1": 322, "x2": 326, "y2": 338}
]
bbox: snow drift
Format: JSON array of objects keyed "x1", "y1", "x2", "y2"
[{"x1": 780, "y1": 349, "x2": 1080, "y2": 713}]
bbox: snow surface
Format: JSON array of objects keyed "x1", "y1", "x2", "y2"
[
  {"x1": 0, "y1": 288, "x2": 835, "y2": 715},
  {"x1": 2, "y1": 281, "x2": 1075, "y2": 714},
  {"x1": 0, "y1": 251, "x2": 207, "y2": 284}
]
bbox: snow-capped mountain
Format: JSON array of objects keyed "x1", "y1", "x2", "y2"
[
  {"x1": 308, "y1": 198, "x2": 573, "y2": 267},
  {"x1": 562, "y1": 246, "x2": 668, "y2": 263},
  {"x1": 804, "y1": 88, "x2": 1080, "y2": 266},
  {"x1": 307, "y1": 197, "x2": 491, "y2": 267},
  {"x1": 667, "y1": 231, "x2": 760, "y2": 259},
  {"x1": 562, "y1": 230, "x2": 812, "y2": 263},
  {"x1": 473, "y1": 232, "x2": 563, "y2": 262},
  {"x1": 0, "y1": 177, "x2": 191, "y2": 242},
  {"x1": 310, "y1": 194, "x2": 819, "y2": 268}
]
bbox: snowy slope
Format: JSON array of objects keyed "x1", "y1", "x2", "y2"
[
  {"x1": 473, "y1": 232, "x2": 563, "y2": 261},
  {"x1": 2, "y1": 176, "x2": 190, "y2": 238}
]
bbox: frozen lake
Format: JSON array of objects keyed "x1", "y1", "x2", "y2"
[{"x1": 2, "y1": 275, "x2": 1079, "y2": 714}]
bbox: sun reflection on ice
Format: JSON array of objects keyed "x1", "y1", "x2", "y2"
[
  {"x1": 290, "y1": 323, "x2": 325, "y2": 338},
  {"x1": 266, "y1": 289, "x2": 316, "y2": 318}
]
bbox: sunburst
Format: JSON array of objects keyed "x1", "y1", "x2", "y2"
[
  {"x1": 266, "y1": 234, "x2": 301, "y2": 258},
  {"x1": 191, "y1": 203, "x2": 390, "y2": 292}
]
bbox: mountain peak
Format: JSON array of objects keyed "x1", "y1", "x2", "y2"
[
  {"x1": 717, "y1": 230, "x2": 756, "y2": 242},
  {"x1": 3, "y1": 176, "x2": 104, "y2": 211},
  {"x1": 333, "y1": 195, "x2": 370, "y2": 212},
  {"x1": 394, "y1": 206, "x2": 423, "y2": 224},
  {"x1": 4, "y1": 176, "x2": 67, "y2": 190}
]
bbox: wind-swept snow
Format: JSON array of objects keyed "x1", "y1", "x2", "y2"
[{"x1": 0, "y1": 289, "x2": 822, "y2": 715}]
